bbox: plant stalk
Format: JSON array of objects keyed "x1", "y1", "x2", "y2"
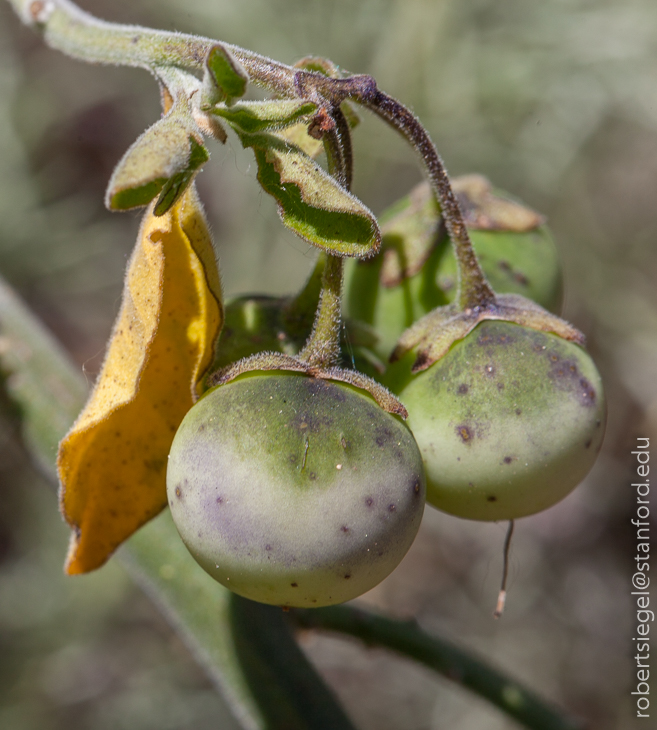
[
  {"x1": 291, "y1": 605, "x2": 586, "y2": 730},
  {"x1": 297, "y1": 107, "x2": 352, "y2": 368}
]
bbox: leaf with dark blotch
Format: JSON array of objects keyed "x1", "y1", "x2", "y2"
[
  {"x1": 233, "y1": 130, "x2": 380, "y2": 257},
  {"x1": 214, "y1": 100, "x2": 317, "y2": 134}
]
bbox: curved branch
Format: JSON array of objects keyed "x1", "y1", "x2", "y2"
[{"x1": 291, "y1": 605, "x2": 586, "y2": 730}]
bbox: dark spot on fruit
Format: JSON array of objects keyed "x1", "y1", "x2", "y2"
[
  {"x1": 388, "y1": 504, "x2": 396, "y2": 513},
  {"x1": 312, "y1": 599, "x2": 317, "y2": 603},
  {"x1": 365, "y1": 497, "x2": 374, "y2": 507},
  {"x1": 578, "y1": 378, "x2": 597, "y2": 407},
  {"x1": 514, "y1": 271, "x2": 529, "y2": 286},
  {"x1": 503, "y1": 456, "x2": 513, "y2": 464},
  {"x1": 497, "y1": 382, "x2": 504, "y2": 391},
  {"x1": 456, "y1": 424, "x2": 474, "y2": 443},
  {"x1": 175, "y1": 486, "x2": 182, "y2": 499},
  {"x1": 516, "y1": 409, "x2": 522, "y2": 416},
  {"x1": 341, "y1": 525, "x2": 349, "y2": 533},
  {"x1": 198, "y1": 424, "x2": 206, "y2": 432},
  {"x1": 484, "y1": 364, "x2": 495, "y2": 377},
  {"x1": 477, "y1": 332, "x2": 494, "y2": 346},
  {"x1": 457, "y1": 383, "x2": 469, "y2": 395},
  {"x1": 309, "y1": 472, "x2": 317, "y2": 480},
  {"x1": 291, "y1": 582, "x2": 298, "y2": 588},
  {"x1": 376, "y1": 436, "x2": 385, "y2": 446},
  {"x1": 585, "y1": 439, "x2": 592, "y2": 449},
  {"x1": 344, "y1": 574, "x2": 351, "y2": 579},
  {"x1": 341, "y1": 436, "x2": 348, "y2": 449},
  {"x1": 412, "y1": 479, "x2": 421, "y2": 495},
  {"x1": 216, "y1": 496, "x2": 224, "y2": 504},
  {"x1": 289, "y1": 454, "x2": 298, "y2": 463},
  {"x1": 596, "y1": 419, "x2": 602, "y2": 428},
  {"x1": 265, "y1": 544, "x2": 272, "y2": 551},
  {"x1": 487, "y1": 495, "x2": 497, "y2": 502}
]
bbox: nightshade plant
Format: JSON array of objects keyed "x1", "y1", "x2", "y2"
[{"x1": 1, "y1": 1, "x2": 606, "y2": 728}]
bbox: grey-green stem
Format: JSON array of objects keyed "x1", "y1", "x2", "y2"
[
  {"x1": 297, "y1": 110, "x2": 351, "y2": 367},
  {"x1": 8, "y1": 0, "x2": 495, "y2": 313}
]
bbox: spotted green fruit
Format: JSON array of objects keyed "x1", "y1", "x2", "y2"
[
  {"x1": 399, "y1": 321, "x2": 606, "y2": 521},
  {"x1": 167, "y1": 372, "x2": 426, "y2": 607}
]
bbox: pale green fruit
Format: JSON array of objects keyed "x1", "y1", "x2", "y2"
[
  {"x1": 167, "y1": 373, "x2": 426, "y2": 607},
  {"x1": 399, "y1": 321, "x2": 606, "y2": 520}
]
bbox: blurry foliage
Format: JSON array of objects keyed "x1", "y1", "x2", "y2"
[{"x1": 1, "y1": 0, "x2": 655, "y2": 728}]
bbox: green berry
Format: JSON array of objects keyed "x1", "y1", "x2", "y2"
[
  {"x1": 167, "y1": 373, "x2": 426, "y2": 607},
  {"x1": 399, "y1": 321, "x2": 606, "y2": 520}
]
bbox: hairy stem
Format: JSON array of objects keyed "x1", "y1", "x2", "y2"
[
  {"x1": 297, "y1": 254, "x2": 343, "y2": 367},
  {"x1": 9, "y1": 0, "x2": 494, "y2": 313},
  {"x1": 298, "y1": 107, "x2": 352, "y2": 368},
  {"x1": 364, "y1": 91, "x2": 495, "y2": 311},
  {"x1": 291, "y1": 605, "x2": 585, "y2": 730}
]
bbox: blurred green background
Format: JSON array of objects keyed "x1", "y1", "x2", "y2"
[{"x1": 1, "y1": 0, "x2": 655, "y2": 728}]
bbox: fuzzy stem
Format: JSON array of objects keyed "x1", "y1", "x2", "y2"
[
  {"x1": 297, "y1": 254, "x2": 343, "y2": 367},
  {"x1": 9, "y1": 0, "x2": 493, "y2": 313},
  {"x1": 297, "y1": 108, "x2": 352, "y2": 368},
  {"x1": 8, "y1": 0, "x2": 297, "y2": 92},
  {"x1": 363, "y1": 91, "x2": 495, "y2": 311}
]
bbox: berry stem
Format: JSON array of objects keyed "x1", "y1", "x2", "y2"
[
  {"x1": 298, "y1": 107, "x2": 352, "y2": 368},
  {"x1": 362, "y1": 91, "x2": 495, "y2": 312},
  {"x1": 11, "y1": 0, "x2": 494, "y2": 315}
]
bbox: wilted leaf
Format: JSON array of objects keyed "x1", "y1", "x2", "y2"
[
  {"x1": 106, "y1": 101, "x2": 209, "y2": 214},
  {"x1": 376, "y1": 177, "x2": 545, "y2": 288},
  {"x1": 378, "y1": 182, "x2": 442, "y2": 288},
  {"x1": 453, "y1": 174, "x2": 544, "y2": 231},
  {"x1": 58, "y1": 185, "x2": 223, "y2": 574},
  {"x1": 232, "y1": 130, "x2": 379, "y2": 257},
  {"x1": 213, "y1": 100, "x2": 317, "y2": 134}
]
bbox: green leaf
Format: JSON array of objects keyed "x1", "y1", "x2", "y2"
[
  {"x1": 203, "y1": 44, "x2": 248, "y2": 107},
  {"x1": 153, "y1": 137, "x2": 209, "y2": 216},
  {"x1": 106, "y1": 103, "x2": 209, "y2": 214},
  {"x1": 234, "y1": 130, "x2": 380, "y2": 257},
  {"x1": 213, "y1": 100, "x2": 317, "y2": 134}
]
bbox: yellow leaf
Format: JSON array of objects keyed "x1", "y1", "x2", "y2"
[{"x1": 57, "y1": 184, "x2": 223, "y2": 574}]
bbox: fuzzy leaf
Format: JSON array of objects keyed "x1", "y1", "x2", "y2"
[
  {"x1": 58, "y1": 185, "x2": 223, "y2": 574},
  {"x1": 233, "y1": 130, "x2": 379, "y2": 257},
  {"x1": 203, "y1": 44, "x2": 248, "y2": 107},
  {"x1": 213, "y1": 100, "x2": 317, "y2": 134},
  {"x1": 107, "y1": 104, "x2": 209, "y2": 214}
]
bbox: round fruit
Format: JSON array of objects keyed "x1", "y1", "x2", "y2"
[
  {"x1": 399, "y1": 321, "x2": 606, "y2": 521},
  {"x1": 167, "y1": 372, "x2": 426, "y2": 607}
]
